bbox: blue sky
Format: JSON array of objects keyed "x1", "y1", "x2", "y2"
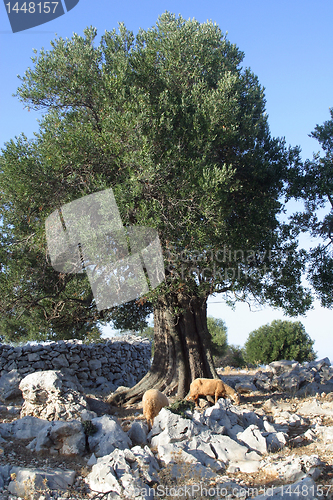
[{"x1": 1, "y1": 0, "x2": 332, "y2": 359}]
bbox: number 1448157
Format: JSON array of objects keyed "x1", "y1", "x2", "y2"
[{"x1": 5, "y1": 2, "x2": 59, "y2": 14}]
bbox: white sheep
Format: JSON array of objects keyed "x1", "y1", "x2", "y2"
[{"x1": 142, "y1": 389, "x2": 169, "y2": 431}]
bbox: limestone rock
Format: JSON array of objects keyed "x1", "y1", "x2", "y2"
[
  {"x1": 235, "y1": 381, "x2": 258, "y2": 393},
  {"x1": 150, "y1": 408, "x2": 197, "y2": 446},
  {"x1": 8, "y1": 466, "x2": 75, "y2": 499},
  {"x1": 298, "y1": 398, "x2": 333, "y2": 417},
  {"x1": 1, "y1": 415, "x2": 51, "y2": 440},
  {"x1": 266, "y1": 431, "x2": 287, "y2": 452},
  {"x1": 0, "y1": 369, "x2": 23, "y2": 402},
  {"x1": 27, "y1": 420, "x2": 86, "y2": 455},
  {"x1": 19, "y1": 370, "x2": 89, "y2": 421},
  {"x1": 261, "y1": 454, "x2": 323, "y2": 483},
  {"x1": 237, "y1": 424, "x2": 267, "y2": 454},
  {"x1": 130, "y1": 445, "x2": 160, "y2": 483},
  {"x1": 85, "y1": 447, "x2": 156, "y2": 499},
  {"x1": 251, "y1": 476, "x2": 318, "y2": 500},
  {"x1": 88, "y1": 415, "x2": 132, "y2": 457},
  {"x1": 127, "y1": 420, "x2": 147, "y2": 446}
]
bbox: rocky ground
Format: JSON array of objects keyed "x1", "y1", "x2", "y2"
[{"x1": 0, "y1": 360, "x2": 333, "y2": 499}]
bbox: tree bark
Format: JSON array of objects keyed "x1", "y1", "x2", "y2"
[{"x1": 107, "y1": 293, "x2": 218, "y2": 405}]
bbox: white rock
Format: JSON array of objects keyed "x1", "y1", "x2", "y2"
[
  {"x1": 86, "y1": 461, "x2": 122, "y2": 494},
  {"x1": 251, "y1": 476, "x2": 318, "y2": 500},
  {"x1": 228, "y1": 459, "x2": 261, "y2": 473},
  {"x1": 298, "y1": 399, "x2": 333, "y2": 417},
  {"x1": 157, "y1": 443, "x2": 196, "y2": 464},
  {"x1": 130, "y1": 445, "x2": 160, "y2": 483},
  {"x1": 11, "y1": 416, "x2": 51, "y2": 440},
  {"x1": 237, "y1": 424, "x2": 267, "y2": 454},
  {"x1": 0, "y1": 370, "x2": 22, "y2": 402},
  {"x1": 210, "y1": 434, "x2": 260, "y2": 463},
  {"x1": 263, "y1": 419, "x2": 277, "y2": 433},
  {"x1": 266, "y1": 432, "x2": 287, "y2": 452},
  {"x1": 27, "y1": 420, "x2": 85, "y2": 455},
  {"x1": 127, "y1": 421, "x2": 147, "y2": 446},
  {"x1": 86, "y1": 448, "x2": 155, "y2": 499},
  {"x1": 80, "y1": 409, "x2": 98, "y2": 420},
  {"x1": 8, "y1": 467, "x2": 75, "y2": 497},
  {"x1": 19, "y1": 370, "x2": 88, "y2": 421},
  {"x1": 150, "y1": 409, "x2": 196, "y2": 446},
  {"x1": 261, "y1": 455, "x2": 322, "y2": 483},
  {"x1": 88, "y1": 415, "x2": 132, "y2": 457}
]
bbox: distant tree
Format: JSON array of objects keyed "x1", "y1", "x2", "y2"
[
  {"x1": 207, "y1": 316, "x2": 228, "y2": 358},
  {"x1": 244, "y1": 319, "x2": 316, "y2": 365}
]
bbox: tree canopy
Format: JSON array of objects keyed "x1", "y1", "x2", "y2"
[
  {"x1": 0, "y1": 13, "x2": 317, "y2": 399},
  {"x1": 289, "y1": 108, "x2": 333, "y2": 308},
  {"x1": 0, "y1": 14, "x2": 312, "y2": 343}
]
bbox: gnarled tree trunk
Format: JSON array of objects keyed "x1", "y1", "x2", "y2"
[{"x1": 107, "y1": 293, "x2": 218, "y2": 405}]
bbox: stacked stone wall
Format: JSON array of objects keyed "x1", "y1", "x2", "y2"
[{"x1": 0, "y1": 335, "x2": 151, "y2": 389}]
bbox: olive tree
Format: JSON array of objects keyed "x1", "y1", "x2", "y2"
[{"x1": 0, "y1": 14, "x2": 312, "y2": 402}]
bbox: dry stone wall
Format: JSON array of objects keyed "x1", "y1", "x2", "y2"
[{"x1": 0, "y1": 335, "x2": 151, "y2": 390}]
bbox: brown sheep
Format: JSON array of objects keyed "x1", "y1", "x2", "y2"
[
  {"x1": 186, "y1": 378, "x2": 240, "y2": 406},
  {"x1": 142, "y1": 389, "x2": 169, "y2": 431}
]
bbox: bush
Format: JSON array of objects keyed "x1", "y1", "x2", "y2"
[
  {"x1": 167, "y1": 399, "x2": 195, "y2": 418},
  {"x1": 244, "y1": 320, "x2": 316, "y2": 365}
]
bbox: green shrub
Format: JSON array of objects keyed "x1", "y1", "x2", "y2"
[
  {"x1": 167, "y1": 399, "x2": 195, "y2": 418},
  {"x1": 244, "y1": 320, "x2": 316, "y2": 365},
  {"x1": 82, "y1": 420, "x2": 98, "y2": 436}
]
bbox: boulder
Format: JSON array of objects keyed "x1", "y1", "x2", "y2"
[
  {"x1": 150, "y1": 408, "x2": 197, "y2": 446},
  {"x1": 261, "y1": 454, "x2": 323, "y2": 483},
  {"x1": 127, "y1": 420, "x2": 147, "y2": 446},
  {"x1": 8, "y1": 466, "x2": 75, "y2": 499},
  {"x1": 269, "y1": 360, "x2": 299, "y2": 375},
  {"x1": 27, "y1": 420, "x2": 86, "y2": 455},
  {"x1": 156, "y1": 442, "x2": 198, "y2": 465},
  {"x1": 85, "y1": 447, "x2": 156, "y2": 499},
  {"x1": 88, "y1": 415, "x2": 132, "y2": 457},
  {"x1": 298, "y1": 399, "x2": 333, "y2": 417},
  {"x1": 209, "y1": 434, "x2": 261, "y2": 463},
  {"x1": 235, "y1": 382, "x2": 258, "y2": 394},
  {"x1": 308, "y1": 357, "x2": 331, "y2": 370},
  {"x1": 251, "y1": 476, "x2": 318, "y2": 500},
  {"x1": 1, "y1": 415, "x2": 50, "y2": 440},
  {"x1": 130, "y1": 445, "x2": 160, "y2": 483},
  {"x1": 0, "y1": 369, "x2": 22, "y2": 402},
  {"x1": 237, "y1": 424, "x2": 267, "y2": 454},
  {"x1": 266, "y1": 431, "x2": 287, "y2": 452},
  {"x1": 19, "y1": 370, "x2": 88, "y2": 421},
  {"x1": 186, "y1": 435, "x2": 225, "y2": 471}
]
